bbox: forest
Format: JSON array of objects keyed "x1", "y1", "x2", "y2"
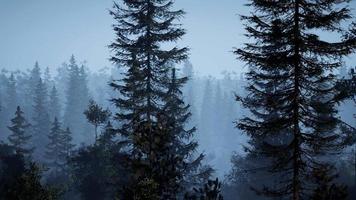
[{"x1": 0, "y1": 0, "x2": 355, "y2": 200}]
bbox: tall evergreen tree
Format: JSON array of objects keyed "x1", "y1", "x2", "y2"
[
  {"x1": 161, "y1": 68, "x2": 210, "y2": 198},
  {"x1": 44, "y1": 67, "x2": 52, "y2": 87},
  {"x1": 0, "y1": 71, "x2": 8, "y2": 138},
  {"x1": 182, "y1": 61, "x2": 198, "y2": 130},
  {"x1": 109, "y1": 0, "x2": 194, "y2": 198},
  {"x1": 235, "y1": 0, "x2": 356, "y2": 199},
  {"x1": 45, "y1": 118, "x2": 66, "y2": 176},
  {"x1": 63, "y1": 56, "x2": 91, "y2": 144},
  {"x1": 6, "y1": 73, "x2": 18, "y2": 116},
  {"x1": 48, "y1": 85, "x2": 61, "y2": 122},
  {"x1": 26, "y1": 62, "x2": 42, "y2": 119},
  {"x1": 32, "y1": 78, "x2": 51, "y2": 160},
  {"x1": 62, "y1": 127, "x2": 75, "y2": 157},
  {"x1": 7, "y1": 106, "x2": 33, "y2": 157},
  {"x1": 199, "y1": 78, "x2": 214, "y2": 149}
]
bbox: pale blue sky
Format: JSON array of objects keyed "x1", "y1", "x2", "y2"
[
  {"x1": 0, "y1": 0, "x2": 355, "y2": 76},
  {"x1": 0, "y1": 0, "x2": 246, "y2": 76}
]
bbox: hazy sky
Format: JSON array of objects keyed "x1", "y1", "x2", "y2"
[
  {"x1": 0, "y1": 0, "x2": 355, "y2": 76},
  {"x1": 0, "y1": 0, "x2": 246, "y2": 76}
]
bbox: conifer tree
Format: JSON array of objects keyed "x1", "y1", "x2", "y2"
[
  {"x1": 109, "y1": 0, "x2": 193, "y2": 198},
  {"x1": 46, "y1": 117, "x2": 66, "y2": 176},
  {"x1": 7, "y1": 106, "x2": 33, "y2": 157},
  {"x1": 182, "y1": 61, "x2": 199, "y2": 133},
  {"x1": 84, "y1": 99, "x2": 111, "y2": 140},
  {"x1": 26, "y1": 62, "x2": 42, "y2": 119},
  {"x1": 63, "y1": 56, "x2": 91, "y2": 144},
  {"x1": 62, "y1": 127, "x2": 75, "y2": 157},
  {"x1": 235, "y1": 0, "x2": 356, "y2": 199},
  {"x1": 161, "y1": 68, "x2": 210, "y2": 197},
  {"x1": 49, "y1": 86, "x2": 61, "y2": 122},
  {"x1": 44, "y1": 67, "x2": 52, "y2": 87},
  {"x1": 32, "y1": 78, "x2": 51, "y2": 160},
  {"x1": 6, "y1": 73, "x2": 18, "y2": 116},
  {"x1": 199, "y1": 78, "x2": 214, "y2": 148}
]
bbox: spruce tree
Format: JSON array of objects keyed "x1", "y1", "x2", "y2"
[
  {"x1": 235, "y1": 0, "x2": 356, "y2": 199},
  {"x1": 32, "y1": 78, "x2": 51, "y2": 160},
  {"x1": 62, "y1": 127, "x2": 75, "y2": 158},
  {"x1": 63, "y1": 56, "x2": 91, "y2": 144},
  {"x1": 7, "y1": 106, "x2": 33, "y2": 157},
  {"x1": 44, "y1": 67, "x2": 52, "y2": 87},
  {"x1": 49, "y1": 85, "x2": 61, "y2": 122},
  {"x1": 199, "y1": 78, "x2": 214, "y2": 149},
  {"x1": 182, "y1": 61, "x2": 199, "y2": 133},
  {"x1": 161, "y1": 68, "x2": 210, "y2": 197},
  {"x1": 6, "y1": 73, "x2": 18, "y2": 116},
  {"x1": 26, "y1": 62, "x2": 42, "y2": 119},
  {"x1": 46, "y1": 117, "x2": 66, "y2": 176},
  {"x1": 109, "y1": 0, "x2": 192, "y2": 198}
]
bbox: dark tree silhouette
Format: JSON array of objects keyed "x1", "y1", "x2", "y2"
[
  {"x1": 109, "y1": 0, "x2": 194, "y2": 198},
  {"x1": 235, "y1": 0, "x2": 356, "y2": 199},
  {"x1": 84, "y1": 99, "x2": 111, "y2": 140},
  {"x1": 7, "y1": 106, "x2": 33, "y2": 157}
]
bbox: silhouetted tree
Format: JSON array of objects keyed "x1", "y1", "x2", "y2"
[
  {"x1": 109, "y1": 0, "x2": 190, "y2": 198},
  {"x1": 235, "y1": 0, "x2": 356, "y2": 199},
  {"x1": 32, "y1": 78, "x2": 50, "y2": 160},
  {"x1": 6, "y1": 73, "x2": 18, "y2": 118},
  {"x1": 62, "y1": 127, "x2": 75, "y2": 158},
  {"x1": 63, "y1": 55, "x2": 91, "y2": 144},
  {"x1": 49, "y1": 86, "x2": 61, "y2": 122},
  {"x1": 7, "y1": 106, "x2": 33, "y2": 157},
  {"x1": 84, "y1": 99, "x2": 111, "y2": 140},
  {"x1": 45, "y1": 118, "x2": 66, "y2": 176}
]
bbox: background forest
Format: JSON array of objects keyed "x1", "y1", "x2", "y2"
[{"x1": 0, "y1": 0, "x2": 356, "y2": 200}]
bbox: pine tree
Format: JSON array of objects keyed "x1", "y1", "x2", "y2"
[
  {"x1": 161, "y1": 68, "x2": 211, "y2": 197},
  {"x1": 7, "y1": 106, "x2": 33, "y2": 157},
  {"x1": 0, "y1": 72, "x2": 8, "y2": 138},
  {"x1": 109, "y1": 0, "x2": 191, "y2": 198},
  {"x1": 46, "y1": 117, "x2": 66, "y2": 176},
  {"x1": 26, "y1": 62, "x2": 42, "y2": 119},
  {"x1": 44, "y1": 67, "x2": 52, "y2": 87},
  {"x1": 63, "y1": 55, "x2": 91, "y2": 144},
  {"x1": 32, "y1": 78, "x2": 51, "y2": 160},
  {"x1": 235, "y1": 0, "x2": 356, "y2": 199},
  {"x1": 6, "y1": 73, "x2": 18, "y2": 116},
  {"x1": 48, "y1": 85, "x2": 61, "y2": 122},
  {"x1": 199, "y1": 78, "x2": 214, "y2": 149},
  {"x1": 84, "y1": 99, "x2": 111, "y2": 141},
  {"x1": 182, "y1": 61, "x2": 198, "y2": 131},
  {"x1": 62, "y1": 127, "x2": 75, "y2": 158}
]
